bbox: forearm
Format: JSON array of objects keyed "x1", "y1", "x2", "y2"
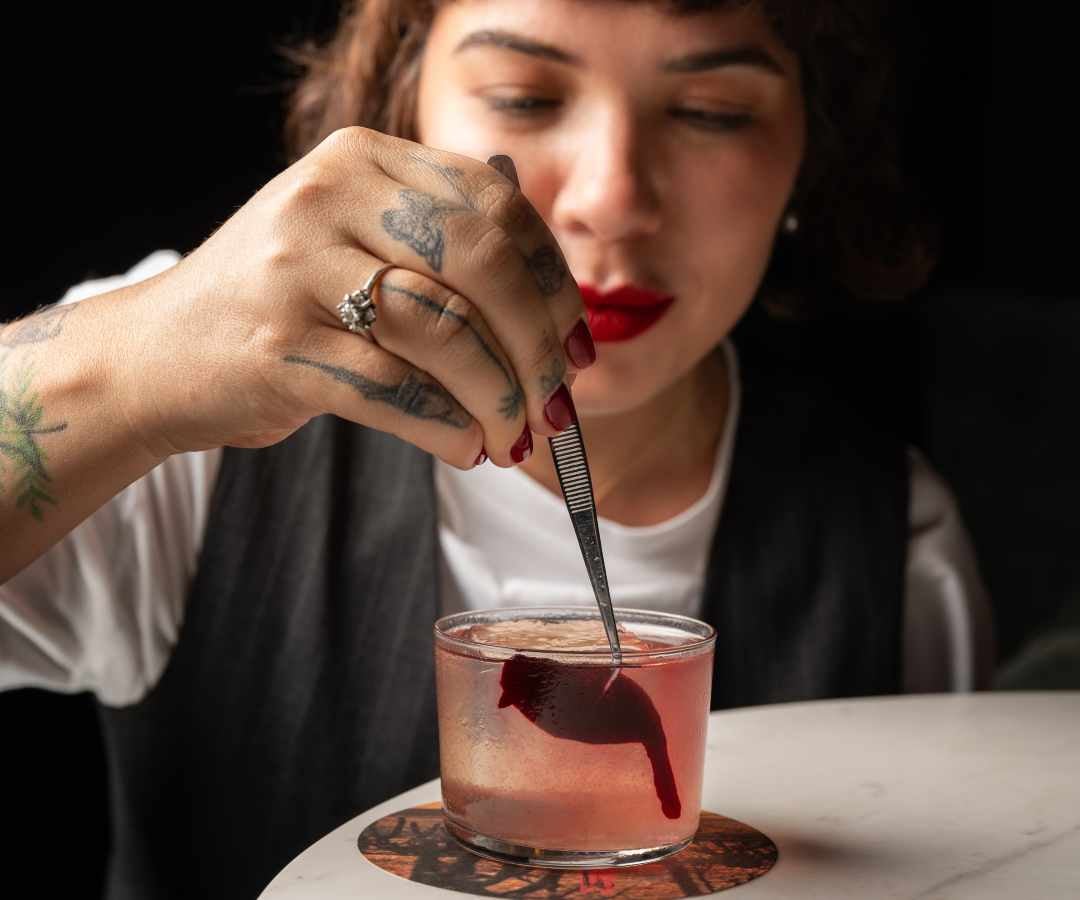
[{"x1": 0, "y1": 287, "x2": 166, "y2": 582}]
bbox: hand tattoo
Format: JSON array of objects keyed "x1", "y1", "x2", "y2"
[
  {"x1": 382, "y1": 190, "x2": 463, "y2": 273},
  {"x1": 0, "y1": 363, "x2": 67, "y2": 520},
  {"x1": 381, "y1": 282, "x2": 524, "y2": 421},
  {"x1": 497, "y1": 384, "x2": 526, "y2": 421},
  {"x1": 539, "y1": 355, "x2": 567, "y2": 397},
  {"x1": 283, "y1": 355, "x2": 469, "y2": 429},
  {"x1": 488, "y1": 155, "x2": 570, "y2": 296},
  {"x1": 409, "y1": 153, "x2": 472, "y2": 207},
  {"x1": 414, "y1": 152, "x2": 569, "y2": 297},
  {"x1": 525, "y1": 246, "x2": 566, "y2": 297}
]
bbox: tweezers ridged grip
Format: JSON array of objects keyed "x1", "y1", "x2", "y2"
[{"x1": 548, "y1": 423, "x2": 623, "y2": 665}]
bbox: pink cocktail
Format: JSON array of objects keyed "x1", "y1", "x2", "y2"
[{"x1": 434, "y1": 607, "x2": 715, "y2": 868}]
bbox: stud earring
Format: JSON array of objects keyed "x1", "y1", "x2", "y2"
[{"x1": 782, "y1": 211, "x2": 800, "y2": 234}]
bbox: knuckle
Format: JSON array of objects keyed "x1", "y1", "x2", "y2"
[
  {"x1": 278, "y1": 166, "x2": 333, "y2": 217},
  {"x1": 430, "y1": 291, "x2": 481, "y2": 348},
  {"x1": 446, "y1": 425, "x2": 485, "y2": 471},
  {"x1": 312, "y1": 126, "x2": 384, "y2": 177},
  {"x1": 477, "y1": 177, "x2": 534, "y2": 234},
  {"x1": 251, "y1": 316, "x2": 294, "y2": 367},
  {"x1": 261, "y1": 237, "x2": 304, "y2": 277},
  {"x1": 469, "y1": 220, "x2": 521, "y2": 279},
  {"x1": 252, "y1": 219, "x2": 308, "y2": 288},
  {"x1": 320, "y1": 125, "x2": 372, "y2": 157},
  {"x1": 387, "y1": 271, "x2": 480, "y2": 348},
  {"x1": 317, "y1": 127, "x2": 350, "y2": 156}
]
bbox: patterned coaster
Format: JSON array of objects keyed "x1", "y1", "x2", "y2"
[{"x1": 357, "y1": 802, "x2": 777, "y2": 897}]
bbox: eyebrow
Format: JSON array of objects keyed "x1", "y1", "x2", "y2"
[
  {"x1": 453, "y1": 29, "x2": 786, "y2": 77},
  {"x1": 661, "y1": 45, "x2": 785, "y2": 76},
  {"x1": 455, "y1": 29, "x2": 580, "y2": 65}
]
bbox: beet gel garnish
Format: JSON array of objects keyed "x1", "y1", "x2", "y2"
[{"x1": 498, "y1": 654, "x2": 681, "y2": 819}]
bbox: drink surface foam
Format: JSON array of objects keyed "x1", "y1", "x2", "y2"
[{"x1": 448, "y1": 617, "x2": 695, "y2": 653}]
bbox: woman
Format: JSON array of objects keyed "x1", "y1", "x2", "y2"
[{"x1": 0, "y1": 1, "x2": 991, "y2": 897}]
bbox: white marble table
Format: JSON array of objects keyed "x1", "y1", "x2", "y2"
[{"x1": 260, "y1": 692, "x2": 1080, "y2": 898}]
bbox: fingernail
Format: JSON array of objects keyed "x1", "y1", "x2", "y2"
[
  {"x1": 510, "y1": 425, "x2": 533, "y2": 463},
  {"x1": 486, "y1": 154, "x2": 520, "y2": 188},
  {"x1": 473, "y1": 448, "x2": 488, "y2": 467},
  {"x1": 564, "y1": 319, "x2": 596, "y2": 369},
  {"x1": 544, "y1": 383, "x2": 575, "y2": 432}
]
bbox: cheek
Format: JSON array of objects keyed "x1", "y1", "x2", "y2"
[
  {"x1": 670, "y1": 144, "x2": 797, "y2": 335},
  {"x1": 682, "y1": 154, "x2": 784, "y2": 285},
  {"x1": 415, "y1": 88, "x2": 490, "y2": 158},
  {"x1": 697, "y1": 137, "x2": 797, "y2": 232}
]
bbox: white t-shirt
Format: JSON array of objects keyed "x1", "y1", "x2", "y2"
[{"x1": 0, "y1": 252, "x2": 995, "y2": 705}]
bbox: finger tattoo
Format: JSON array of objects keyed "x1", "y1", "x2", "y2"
[
  {"x1": 487, "y1": 155, "x2": 569, "y2": 296},
  {"x1": 409, "y1": 153, "x2": 473, "y2": 207},
  {"x1": 525, "y1": 246, "x2": 567, "y2": 297},
  {"x1": 284, "y1": 355, "x2": 470, "y2": 428},
  {"x1": 381, "y1": 283, "x2": 525, "y2": 421},
  {"x1": 539, "y1": 355, "x2": 567, "y2": 397},
  {"x1": 382, "y1": 190, "x2": 463, "y2": 273}
]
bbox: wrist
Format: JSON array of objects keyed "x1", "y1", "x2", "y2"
[{"x1": 93, "y1": 278, "x2": 184, "y2": 467}]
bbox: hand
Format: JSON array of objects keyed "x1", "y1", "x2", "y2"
[{"x1": 125, "y1": 127, "x2": 593, "y2": 468}]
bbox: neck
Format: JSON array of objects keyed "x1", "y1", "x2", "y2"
[{"x1": 520, "y1": 349, "x2": 730, "y2": 526}]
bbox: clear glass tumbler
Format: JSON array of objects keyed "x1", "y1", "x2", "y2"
[{"x1": 434, "y1": 607, "x2": 716, "y2": 868}]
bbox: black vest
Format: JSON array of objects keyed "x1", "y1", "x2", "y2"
[{"x1": 96, "y1": 352, "x2": 907, "y2": 899}]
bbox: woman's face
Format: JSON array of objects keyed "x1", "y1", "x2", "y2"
[{"x1": 416, "y1": 0, "x2": 805, "y2": 415}]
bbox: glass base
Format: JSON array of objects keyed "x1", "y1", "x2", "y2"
[{"x1": 444, "y1": 817, "x2": 692, "y2": 869}]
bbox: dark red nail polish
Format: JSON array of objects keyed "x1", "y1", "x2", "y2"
[
  {"x1": 486, "y1": 154, "x2": 520, "y2": 188},
  {"x1": 473, "y1": 448, "x2": 488, "y2": 467},
  {"x1": 565, "y1": 319, "x2": 596, "y2": 369},
  {"x1": 544, "y1": 384, "x2": 575, "y2": 432},
  {"x1": 510, "y1": 426, "x2": 533, "y2": 463}
]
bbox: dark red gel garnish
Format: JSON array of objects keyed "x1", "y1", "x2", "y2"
[{"x1": 498, "y1": 654, "x2": 681, "y2": 818}]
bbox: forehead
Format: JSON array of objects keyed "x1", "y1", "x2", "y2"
[{"x1": 429, "y1": 0, "x2": 788, "y2": 61}]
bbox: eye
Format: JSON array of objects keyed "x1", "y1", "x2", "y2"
[
  {"x1": 484, "y1": 96, "x2": 562, "y2": 116},
  {"x1": 670, "y1": 108, "x2": 753, "y2": 132}
]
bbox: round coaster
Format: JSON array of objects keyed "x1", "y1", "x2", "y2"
[{"x1": 358, "y1": 802, "x2": 777, "y2": 897}]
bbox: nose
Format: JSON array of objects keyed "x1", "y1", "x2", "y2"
[{"x1": 550, "y1": 104, "x2": 664, "y2": 244}]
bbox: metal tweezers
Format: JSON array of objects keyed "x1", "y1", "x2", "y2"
[{"x1": 548, "y1": 398, "x2": 623, "y2": 667}]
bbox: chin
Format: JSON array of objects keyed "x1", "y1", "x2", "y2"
[
  {"x1": 570, "y1": 329, "x2": 727, "y2": 420},
  {"x1": 569, "y1": 363, "x2": 669, "y2": 419}
]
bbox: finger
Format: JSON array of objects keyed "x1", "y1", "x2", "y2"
[
  {"x1": 487, "y1": 153, "x2": 596, "y2": 372},
  {"x1": 278, "y1": 326, "x2": 484, "y2": 470},
  {"x1": 405, "y1": 146, "x2": 588, "y2": 374},
  {"x1": 352, "y1": 163, "x2": 567, "y2": 435},
  {"x1": 323, "y1": 129, "x2": 584, "y2": 436},
  {"x1": 320, "y1": 247, "x2": 530, "y2": 467}
]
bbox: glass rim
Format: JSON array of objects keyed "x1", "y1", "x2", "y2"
[{"x1": 434, "y1": 606, "x2": 716, "y2": 662}]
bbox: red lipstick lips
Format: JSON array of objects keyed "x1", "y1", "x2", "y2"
[{"x1": 579, "y1": 284, "x2": 675, "y2": 342}]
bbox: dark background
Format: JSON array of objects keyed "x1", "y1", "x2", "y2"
[{"x1": 3, "y1": 3, "x2": 1078, "y2": 896}]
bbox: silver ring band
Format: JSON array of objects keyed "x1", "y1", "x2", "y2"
[{"x1": 337, "y1": 263, "x2": 395, "y2": 337}]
